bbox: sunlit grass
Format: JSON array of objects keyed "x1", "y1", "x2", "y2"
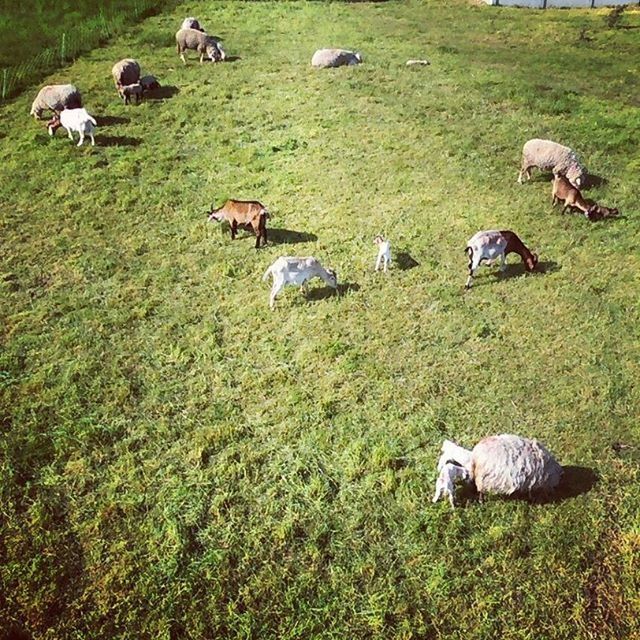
[{"x1": 1, "y1": 1, "x2": 639, "y2": 638}]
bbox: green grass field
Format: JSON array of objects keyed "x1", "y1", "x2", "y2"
[{"x1": 1, "y1": 1, "x2": 639, "y2": 638}]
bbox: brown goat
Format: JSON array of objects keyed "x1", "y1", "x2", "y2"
[
  {"x1": 207, "y1": 200, "x2": 269, "y2": 248},
  {"x1": 552, "y1": 174, "x2": 598, "y2": 219}
]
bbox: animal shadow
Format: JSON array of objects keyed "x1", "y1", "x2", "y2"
[
  {"x1": 396, "y1": 251, "x2": 419, "y2": 271},
  {"x1": 306, "y1": 282, "x2": 360, "y2": 301},
  {"x1": 145, "y1": 85, "x2": 180, "y2": 100},
  {"x1": 268, "y1": 228, "x2": 318, "y2": 244},
  {"x1": 501, "y1": 260, "x2": 560, "y2": 279},
  {"x1": 532, "y1": 466, "x2": 599, "y2": 504},
  {"x1": 582, "y1": 173, "x2": 608, "y2": 190},
  {"x1": 96, "y1": 135, "x2": 141, "y2": 147},
  {"x1": 96, "y1": 115, "x2": 130, "y2": 126}
]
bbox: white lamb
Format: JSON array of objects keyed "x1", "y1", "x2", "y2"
[
  {"x1": 262, "y1": 256, "x2": 338, "y2": 310},
  {"x1": 374, "y1": 235, "x2": 391, "y2": 272},
  {"x1": 432, "y1": 462, "x2": 471, "y2": 508},
  {"x1": 48, "y1": 108, "x2": 97, "y2": 147}
]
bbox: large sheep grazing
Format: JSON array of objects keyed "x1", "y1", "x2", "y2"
[
  {"x1": 175, "y1": 28, "x2": 225, "y2": 64},
  {"x1": 311, "y1": 48, "x2": 362, "y2": 68},
  {"x1": 518, "y1": 138, "x2": 586, "y2": 189},
  {"x1": 440, "y1": 434, "x2": 563, "y2": 501},
  {"x1": 181, "y1": 17, "x2": 205, "y2": 32},
  {"x1": 30, "y1": 84, "x2": 82, "y2": 119},
  {"x1": 111, "y1": 59, "x2": 141, "y2": 91}
]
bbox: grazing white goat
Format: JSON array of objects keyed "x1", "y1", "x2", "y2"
[
  {"x1": 432, "y1": 462, "x2": 471, "y2": 508},
  {"x1": 464, "y1": 229, "x2": 538, "y2": 289},
  {"x1": 47, "y1": 108, "x2": 97, "y2": 146},
  {"x1": 262, "y1": 256, "x2": 338, "y2": 310},
  {"x1": 436, "y1": 435, "x2": 563, "y2": 502},
  {"x1": 374, "y1": 235, "x2": 391, "y2": 272}
]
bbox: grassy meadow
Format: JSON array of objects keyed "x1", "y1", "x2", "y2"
[{"x1": 1, "y1": 1, "x2": 640, "y2": 638}]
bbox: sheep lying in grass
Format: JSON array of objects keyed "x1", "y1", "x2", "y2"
[
  {"x1": 436, "y1": 434, "x2": 563, "y2": 502},
  {"x1": 311, "y1": 48, "x2": 362, "y2": 68},
  {"x1": 464, "y1": 230, "x2": 538, "y2": 289},
  {"x1": 176, "y1": 28, "x2": 225, "y2": 64},
  {"x1": 47, "y1": 108, "x2": 97, "y2": 147},
  {"x1": 518, "y1": 138, "x2": 586, "y2": 188},
  {"x1": 374, "y1": 235, "x2": 391, "y2": 272},
  {"x1": 263, "y1": 257, "x2": 338, "y2": 310},
  {"x1": 30, "y1": 84, "x2": 82, "y2": 119}
]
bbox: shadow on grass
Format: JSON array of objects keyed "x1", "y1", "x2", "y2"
[
  {"x1": 583, "y1": 173, "x2": 608, "y2": 190},
  {"x1": 396, "y1": 251, "x2": 419, "y2": 271},
  {"x1": 469, "y1": 261, "x2": 560, "y2": 288},
  {"x1": 268, "y1": 228, "x2": 318, "y2": 244},
  {"x1": 306, "y1": 282, "x2": 359, "y2": 301},
  {"x1": 145, "y1": 85, "x2": 180, "y2": 100},
  {"x1": 529, "y1": 466, "x2": 599, "y2": 505},
  {"x1": 96, "y1": 135, "x2": 141, "y2": 147},
  {"x1": 96, "y1": 115, "x2": 130, "y2": 126},
  {"x1": 454, "y1": 466, "x2": 598, "y2": 507}
]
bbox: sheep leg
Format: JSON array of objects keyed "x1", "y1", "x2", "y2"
[
  {"x1": 230, "y1": 220, "x2": 238, "y2": 240},
  {"x1": 90, "y1": 133, "x2": 95, "y2": 146},
  {"x1": 199, "y1": 52, "x2": 205, "y2": 64},
  {"x1": 432, "y1": 482, "x2": 444, "y2": 504},
  {"x1": 65, "y1": 127, "x2": 73, "y2": 141},
  {"x1": 77, "y1": 132, "x2": 85, "y2": 147},
  {"x1": 383, "y1": 256, "x2": 389, "y2": 273},
  {"x1": 269, "y1": 280, "x2": 285, "y2": 310},
  {"x1": 375, "y1": 254, "x2": 382, "y2": 271}
]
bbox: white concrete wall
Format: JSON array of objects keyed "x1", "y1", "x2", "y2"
[{"x1": 484, "y1": 0, "x2": 636, "y2": 6}]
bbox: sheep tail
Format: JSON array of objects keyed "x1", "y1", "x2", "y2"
[
  {"x1": 261, "y1": 208, "x2": 270, "y2": 219},
  {"x1": 262, "y1": 265, "x2": 273, "y2": 282},
  {"x1": 89, "y1": 116, "x2": 97, "y2": 126}
]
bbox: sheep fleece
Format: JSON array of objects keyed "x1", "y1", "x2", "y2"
[
  {"x1": 470, "y1": 434, "x2": 562, "y2": 495},
  {"x1": 522, "y1": 139, "x2": 582, "y2": 175}
]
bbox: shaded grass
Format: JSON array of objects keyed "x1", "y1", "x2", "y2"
[{"x1": 1, "y1": 1, "x2": 640, "y2": 639}]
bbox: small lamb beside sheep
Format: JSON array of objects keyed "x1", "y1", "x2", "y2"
[
  {"x1": 47, "y1": 108, "x2": 97, "y2": 147},
  {"x1": 518, "y1": 138, "x2": 586, "y2": 188},
  {"x1": 263, "y1": 256, "x2": 338, "y2": 310},
  {"x1": 311, "y1": 48, "x2": 362, "y2": 68},
  {"x1": 30, "y1": 84, "x2": 82, "y2": 119},
  {"x1": 176, "y1": 28, "x2": 225, "y2": 64},
  {"x1": 433, "y1": 435, "x2": 563, "y2": 507},
  {"x1": 464, "y1": 230, "x2": 538, "y2": 289}
]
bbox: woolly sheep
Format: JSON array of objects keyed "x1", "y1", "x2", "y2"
[
  {"x1": 518, "y1": 138, "x2": 586, "y2": 189},
  {"x1": 181, "y1": 17, "x2": 205, "y2": 32},
  {"x1": 311, "y1": 48, "x2": 362, "y2": 68},
  {"x1": 440, "y1": 434, "x2": 563, "y2": 501},
  {"x1": 175, "y1": 28, "x2": 225, "y2": 64},
  {"x1": 30, "y1": 84, "x2": 82, "y2": 119},
  {"x1": 112, "y1": 59, "x2": 141, "y2": 91}
]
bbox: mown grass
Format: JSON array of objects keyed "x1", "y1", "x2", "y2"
[{"x1": 1, "y1": 1, "x2": 639, "y2": 638}]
